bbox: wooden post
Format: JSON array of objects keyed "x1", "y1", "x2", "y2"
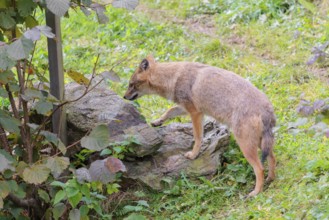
[{"x1": 45, "y1": 10, "x2": 67, "y2": 145}]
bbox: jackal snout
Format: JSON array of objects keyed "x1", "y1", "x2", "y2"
[{"x1": 123, "y1": 87, "x2": 139, "y2": 100}]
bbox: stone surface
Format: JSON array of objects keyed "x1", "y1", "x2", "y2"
[
  {"x1": 123, "y1": 120, "x2": 230, "y2": 190},
  {"x1": 65, "y1": 81, "x2": 163, "y2": 157},
  {"x1": 65, "y1": 81, "x2": 230, "y2": 190}
]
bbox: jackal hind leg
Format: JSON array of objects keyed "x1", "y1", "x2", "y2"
[
  {"x1": 235, "y1": 126, "x2": 264, "y2": 197},
  {"x1": 266, "y1": 149, "x2": 276, "y2": 183}
]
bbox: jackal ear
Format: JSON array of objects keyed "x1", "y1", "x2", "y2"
[
  {"x1": 140, "y1": 59, "x2": 149, "y2": 71},
  {"x1": 146, "y1": 55, "x2": 155, "y2": 64}
]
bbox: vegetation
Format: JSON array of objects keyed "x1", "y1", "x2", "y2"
[
  {"x1": 0, "y1": 0, "x2": 136, "y2": 219},
  {"x1": 1, "y1": 0, "x2": 329, "y2": 219}
]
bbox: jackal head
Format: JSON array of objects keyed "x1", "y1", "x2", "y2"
[{"x1": 123, "y1": 56, "x2": 155, "y2": 101}]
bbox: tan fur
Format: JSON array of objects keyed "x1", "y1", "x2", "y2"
[{"x1": 124, "y1": 55, "x2": 276, "y2": 197}]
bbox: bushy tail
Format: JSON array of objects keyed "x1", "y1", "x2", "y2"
[{"x1": 261, "y1": 115, "x2": 275, "y2": 164}]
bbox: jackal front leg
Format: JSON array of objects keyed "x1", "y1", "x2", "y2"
[
  {"x1": 151, "y1": 106, "x2": 186, "y2": 127},
  {"x1": 184, "y1": 111, "x2": 204, "y2": 160}
]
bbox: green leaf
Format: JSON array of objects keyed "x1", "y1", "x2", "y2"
[
  {"x1": 66, "y1": 187, "x2": 79, "y2": 198},
  {"x1": 81, "y1": 124, "x2": 109, "y2": 151},
  {"x1": 122, "y1": 204, "x2": 144, "y2": 213},
  {"x1": 51, "y1": 181, "x2": 66, "y2": 188},
  {"x1": 53, "y1": 202, "x2": 66, "y2": 220},
  {"x1": 106, "y1": 183, "x2": 120, "y2": 194},
  {"x1": 113, "y1": 146, "x2": 123, "y2": 154},
  {"x1": 79, "y1": 205, "x2": 89, "y2": 216},
  {"x1": 0, "y1": 46, "x2": 16, "y2": 70},
  {"x1": 25, "y1": 15, "x2": 38, "y2": 28},
  {"x1": 45, "y1": 156, "x2": 70, "y2": 178},
  {"x1": 8, "y1": 83, "x2": 20, "y2": 92},
  {"x1": 8, "y1": 180, "x2": 26, "y2": 199},
  {"x1": 7, "y1": 36, "x2": 34, "y2": 60},
  {"x1": 0, "y1": 70, "x2": 15, "y2": 84},
  {"x1": 100, "y1": 148, "x2": 112, "y2": 156},
  {"x1": 137, "y1": 200, "x2": 149, "y2": 207},
  {"x1": 0, "y1": 87, "x2": 8, "y2": 98},
  {"x1": 0, "y1": 110, "x2": 20, "y2": 133},
  {"x1": 22, "y1": 164, "x2": 51, "y2": 184},
  {"x1": 21, "y1": 88, "x2": 44, "y2": 101},
  {"x1": 80, "y1": 184, "x2": 90, "y2": 198},
  {"x1": 16, "y1": 161, "x2": 28, "y2": 177},
  {"x1": 34, "y1": 100, "x2": 53, "y2": 115},
  {"x1": 53, "y1": 190, "x2": 66, "y2": 205},
  {"x1": 38, "y1": 189, "x2": 50, "y2": 203},
  {"x1": 298, "y1": 0, "x2": 317, "y2": 14},
  {"x1": 68, "y1": 192, "x2": 82, "y2": 208},
  {"x1": 69, "y1": 209, "x2": 80, "y2": 220},
  {"x1": 124, "y1": 213, "x2": 147, "y2": 220},
  {"x1": 0, "y1": 11, "x2": 16, "y2": 29},
  {"x1": 46, "y1": 0, "x2": 70, "y2": 17},
  {"x1": 17, "y1": 0, "x2": 37, "y2": 17},
  {"x1": 40, "y1": 131, "x2": 67, "y2": 154},
  {"x1": 0, "y1": 197, "x2": 3, "y2": 209},
  {"x1": 0, "y1": 154, "x2": 14, "y2": 173},
  {"x1": 0, "y1": 149, "x2": 15, "y2": 164},
  {"x1": 0, "y1": 181, "x2": 11, "y2": 198},
  {"x1": 27, "y1": 123, "x2": 39, "y2": 130}
]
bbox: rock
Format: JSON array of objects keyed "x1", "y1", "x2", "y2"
[
  {"x1": 123, "y1": 120, "x2": 230, "y2": 190},
  {"x1": 65, "y1": 81, "x2": 163, "y2": 157},
  {"x1": 65, "y1": 80, "x2": 230, "y2": 190}
]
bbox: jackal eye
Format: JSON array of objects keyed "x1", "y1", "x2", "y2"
[{"x1": 128, "y1": 82, "x2": 135, "y2": 88}]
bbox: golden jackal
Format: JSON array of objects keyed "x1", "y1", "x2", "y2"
[{"x1": 124, "y1": 55, "x2": 276, "y2": 197}]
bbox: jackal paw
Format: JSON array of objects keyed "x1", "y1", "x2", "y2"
[
  {"x1": 184, "y1": 151, "x2": 198, "y2": 160},
  {"x1": 265, "y1": 176, "x2": 275, "y2": 185},
  {"x1": 246, "y1": 190, "x2": 260, "y2": 198},
  {"x1": 151, "y1": 119, "x2": 163, "y2": 127}
]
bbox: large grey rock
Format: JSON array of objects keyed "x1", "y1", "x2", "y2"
[
  {"x1": 65, "y1": 81, "x2": 163, "y2": 157},
  {"x1": 65, "y1": 81, "x2": 230, "y2": 190},
  {"x1": 123, "y1": 120, "x2": 230, "y2": 190}
]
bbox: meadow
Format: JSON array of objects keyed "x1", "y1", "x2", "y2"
[{"x1": 21, "y1": 0, "x2": 329, "y2": 218}]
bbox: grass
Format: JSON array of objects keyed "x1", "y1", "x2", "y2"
[{"x1": 34, "y1": 0, "x2": 329, "y2": 218}]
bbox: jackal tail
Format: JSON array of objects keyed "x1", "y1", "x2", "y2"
[{"x1": 261, "y1": 116, "x2": 275, "y2": 163}]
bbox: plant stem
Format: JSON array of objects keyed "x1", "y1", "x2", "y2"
[
  {"x1": 0, "y1": 125, "x2": 10, "y2": 153},
  {"x1": 16, "y1": 61, "x2": 32, "y2": 164}
]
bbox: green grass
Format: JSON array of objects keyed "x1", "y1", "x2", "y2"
[{"x1": 35, "y1": 0, "x2": 329, "y2": 218}]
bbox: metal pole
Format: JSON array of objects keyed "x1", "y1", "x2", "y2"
[{"x1": 45, "y1": 10, "x2": 67, "y2": 145}]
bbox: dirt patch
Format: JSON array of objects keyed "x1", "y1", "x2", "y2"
[
  {"x1": 137, "y1": 5, "x2": 217, "y2": 37},
  {"x1": 137, "y1": 5, "x2": 178, "y2": 24},
  {"x1": 184, "y1": 15, "x2": 217, "y2": 37},
  {"x1": 308, "y1": 66, "x2": 329, "y2": 84}
]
